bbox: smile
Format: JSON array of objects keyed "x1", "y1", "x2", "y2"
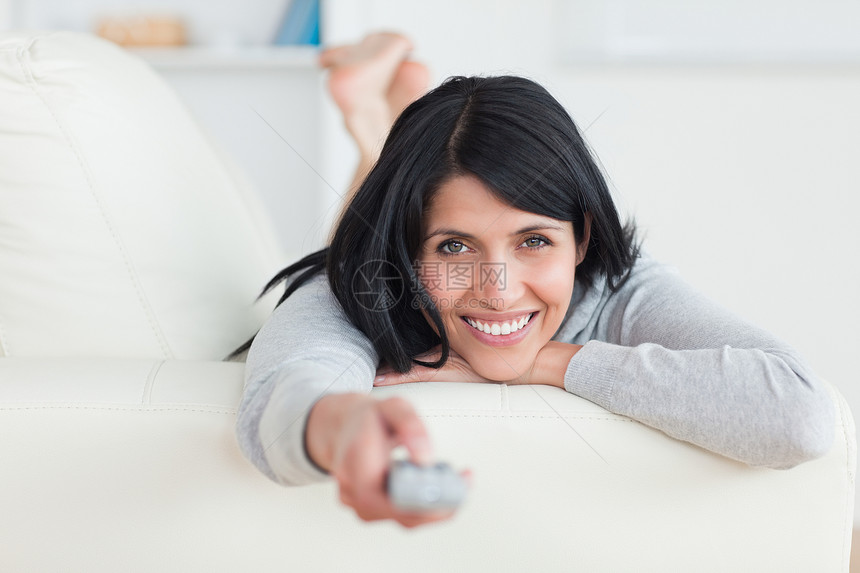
[{"x1": 462, "y1": 312, "x2": 535, "y2": 336}]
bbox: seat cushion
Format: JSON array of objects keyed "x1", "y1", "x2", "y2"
[
  {"x1": 0, "y1": 31, "x2": 284, "y2": 359},
  {"x1": 0, "y1": 359, "x2": 854, "y2": 571}
]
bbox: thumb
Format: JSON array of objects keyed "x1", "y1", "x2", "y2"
[{"x1": 376, "y1": 396, "x2": 434, "y2": 466}]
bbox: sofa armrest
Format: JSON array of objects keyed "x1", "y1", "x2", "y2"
[{"x1": 0, "y1": 357, "x2": 853, "y2": 572}]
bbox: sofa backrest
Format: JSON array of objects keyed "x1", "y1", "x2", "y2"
[{"x1": 0, "y1": 31, "x2": 284, "y2": 359}]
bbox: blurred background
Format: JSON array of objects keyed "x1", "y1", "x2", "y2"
[{"x1": 2, "y1": 0, "x2": 859, "y2": 519}]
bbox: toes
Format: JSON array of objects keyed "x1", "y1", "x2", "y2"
[
  {"x1": 360, "y1": 32, "x2": 414, "y2": 57},
  {"x1": 387, "y1": 60, "x2": 430, "y2": 117},
  {"x1": 318, "y1": 45, "x2": 352, "y2": 68}
]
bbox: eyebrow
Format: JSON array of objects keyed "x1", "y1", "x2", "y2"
[{"x1": 423, "y1": 223, "x2": 568, "y2": 242}]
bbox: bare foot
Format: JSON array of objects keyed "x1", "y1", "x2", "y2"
[
  {"x1": 387, "y1": 60, "x2": 430, "y2": 121},
  {"x1": 320, "y1": 32, "x2": 428, "y2": 160}
]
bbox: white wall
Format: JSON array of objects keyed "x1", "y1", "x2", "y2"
[
  {"x1": 12, "y1": 0, "x2": 286, "y2": 46},
  {"x1": 0, "y1": 1, "x2": 10, "y2": 30},
  {"x1": 149, "y1": 61, "x2": 328, "y2": 261},
  {"x1": 323, "y1": 0, "x2": 860, "y2": 519}
]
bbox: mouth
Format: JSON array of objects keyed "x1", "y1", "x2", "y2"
[{"x1": 461, "y1": 312, "x2": 536, "y2": 337}]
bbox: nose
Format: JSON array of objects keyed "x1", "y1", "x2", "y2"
[{"x1": 473, "y1": 258, "x2": 523, "y2": 311}]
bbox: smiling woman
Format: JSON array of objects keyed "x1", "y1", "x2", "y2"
[
  {"x1": 411, "y1": 175, "x2": 583, "y2": 382},
  {"x1": 233, "y1": 33, "x2": 835, "y2": 530}
]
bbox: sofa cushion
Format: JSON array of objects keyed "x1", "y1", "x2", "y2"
[
  {"x1": 0, "y1": 31, "x2": 284, "y2": 359},
  {"x1": 0, "y1": 359, "x2": 854, "y2": 571}
]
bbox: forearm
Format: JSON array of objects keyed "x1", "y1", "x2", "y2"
[
  {"x1": 531, "y1": 341, "x2": 582, "y2": 388},
  {"x1": 306, "y1": 392, "x2": 374, "y2": 473},
  {"x1": 563, "y1": 341, "x2": 835, "y2": 468},
  {"x1": 236, "y1": 273, "x2": 380, "y2": 485},
  {"x1": 551, "y1": 255, "x2": 836, "y2": 468},
  {"x1": 238, "y1": 361, "x2": 364, "y2": 485}
]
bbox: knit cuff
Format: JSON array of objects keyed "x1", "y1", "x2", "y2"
[{"x1": 563, "y1": 340, "x2": 624, "y2": 409}]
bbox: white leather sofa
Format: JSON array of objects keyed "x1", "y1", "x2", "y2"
[{"x1": 0, "y1": 31, "x2": 855, "y2": 572}]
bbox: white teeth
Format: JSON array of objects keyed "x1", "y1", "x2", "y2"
[{"x1": 464, "y1": 313, "x2": 534, "y2": 336}]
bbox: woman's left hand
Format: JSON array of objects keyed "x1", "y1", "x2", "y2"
[
  {"x1": 373, "y1": 342, "x2": 582, "y2": 389},
  {"x1": 374, "y1": 346, "x2": 495, "y2": 387},
  {"x1": 373, "y1": 345, "x2": 539, "y2": 387}
]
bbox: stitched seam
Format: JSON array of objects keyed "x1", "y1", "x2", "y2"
[
  {"x1": 0, "y1": 406, "x2": 629, "y2": 420},
  {"x1": 14, "y1": 39, "x2": 173, "y2": 358},
  {"x1": 837, "y1": 392, "x2": 855, "y2": 570},
  {"x1": 142, "y1": 360, "x2": 165, "y2": 404},
  {"x1": 420, "y1": 413, "x2": 636, "y2": 422},
  {"x1": 0, "y1": 404, "x2": 236, "y2": 414},
  {"x1": 0, "y1": 39, "x2": 45, "y2": 358}
]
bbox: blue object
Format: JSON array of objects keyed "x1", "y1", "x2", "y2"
[{"x1": 273, "y1": 0, "x2": 321, "y2": 46}]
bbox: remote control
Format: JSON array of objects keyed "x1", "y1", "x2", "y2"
[{"x1": 387, "y1": 459, "x2": 467, "y2": 512}]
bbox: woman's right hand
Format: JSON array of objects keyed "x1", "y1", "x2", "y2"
[{"x1": 305, "y1": 392, "x2": 461, "y2": 528}]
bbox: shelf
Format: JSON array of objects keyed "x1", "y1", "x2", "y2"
[{"x1": 129, "y1": 45, "x2": 320, "y2": 71}]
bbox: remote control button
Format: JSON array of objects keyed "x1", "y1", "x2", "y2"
[{"x1": 421, "y1": 485, "x2": 441, "y2": 503}]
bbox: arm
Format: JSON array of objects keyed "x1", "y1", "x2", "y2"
[
  {"x1": 236, "y1": 273, "x2": 380, "y2": 485},
  {"x1": 236, "y1": 272, "x2": 463, "y2": 527},
  {"x1": 559, "y1": 255, "x2": 835, "y2": 469}
]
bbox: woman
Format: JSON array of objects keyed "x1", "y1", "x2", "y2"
[{"x1": 236, "y1": 34, "x2": 834, "y2": 529}]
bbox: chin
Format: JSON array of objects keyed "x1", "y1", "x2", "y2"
[{"x1": 470, "y1": 351, "x2": 538, "y2": 383}]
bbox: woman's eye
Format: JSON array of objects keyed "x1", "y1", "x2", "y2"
[
  {"x1": 441, "y1": 240, "x2": 467, "y2": 254},
  {"x1": 522, "y1": 236, "x2": 548, "y2": 248}
]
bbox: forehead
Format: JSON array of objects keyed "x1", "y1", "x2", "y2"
[{"x1": 424, "y1": 175, "x2": 569, "y2": 232}]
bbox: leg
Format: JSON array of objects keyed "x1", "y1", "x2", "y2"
[{"x1": 320, "y1": 33, "x2": 429, "y2": 211}]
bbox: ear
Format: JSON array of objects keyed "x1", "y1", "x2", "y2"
[{"x1": 575, "y1": 212, "x2": 593, "y2": 266}]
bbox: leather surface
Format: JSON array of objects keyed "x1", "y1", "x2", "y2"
[
  {"x1": 0, "y1": 358, "x2": 854, "y2": 572},
  {"x1": 0, "y1": 31, "x2": 284, "y2": 359}
]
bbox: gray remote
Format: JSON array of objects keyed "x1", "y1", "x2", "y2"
[{"x1": 387, "y1": 460, "x2": 467, "y2": 512}]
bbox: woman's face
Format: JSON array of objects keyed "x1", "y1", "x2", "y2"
[{"x1": 416, "y1": 175, "x2": 589, "y2": 381}]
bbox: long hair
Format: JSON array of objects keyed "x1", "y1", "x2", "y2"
[{"x1": 230, "y1": 76, "x2": 639, "y2": 368}]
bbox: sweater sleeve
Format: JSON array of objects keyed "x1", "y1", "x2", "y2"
[
  {"x1": 236, "y1": 273, "x2": 379, "y2": 486},
  {"x1": 563, "y1": 258, "x2": 835, "y2": 469}
]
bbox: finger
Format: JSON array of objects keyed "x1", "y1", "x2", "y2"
[
  {"x1": 351, "y1": 489, "x2": 395, "y2": 522},
  {"x1": 336, "y1": 455, "x2": 395, "y2": 523},
  {"x1": 338, "y1": 486, "x2": 354, "y2": 508},
  {"x1": 461, "y1": 468, "x2": 474, "y2": 488},
  {"x1": 414, "y1": 345, "x2": 443, "y2": 361},
  {"x1": 331, "y1": 406, "x2": 395, "y2": 509},
  {"x1": 394, "y1": 508, "x2": 457, "y2": 529},
  {"x1": 374, "y1": 370, "x2": 419, "y2": 386},
  {"x1": 406, "y1": 365, "x2": 446, "y2": 383},
  {"x1": 376, "y1": 397, "x2": 434, "y2": 465},
  {"x1": 374, "y1": 366, "x2": 435, "y2": 386},
  {"x1": 375, "y1": 366, "x2": 393, "y2": 377},
  {"x1": 373, "y1": 373, "x2": 402, "y2": 387}
]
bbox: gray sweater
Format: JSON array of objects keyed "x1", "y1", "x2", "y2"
[{"x1": 236, "y1": 254, "x2": 835, "y2": 485}]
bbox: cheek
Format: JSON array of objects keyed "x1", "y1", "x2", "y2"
[
  {"x1": 529, "y1": 257, "x2": 576, "y2": 315},
  {"x1": 415, "y1": 263, "x2": 464, "y2": 336},
  {"x1": 416, "y1": 261, "x2": 468, "y2": 310}
]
